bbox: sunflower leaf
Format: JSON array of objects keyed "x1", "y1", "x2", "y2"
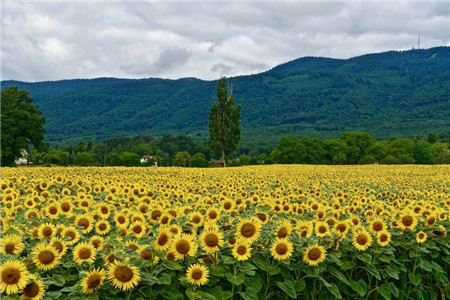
[
  {"x1": 377, "y1": 283, "x2": 391, "y2": 300},
  {"x1": 366, "y1": 264, "x2": 381, "y2": 280},
  {"x1": 226, "y1": 272, "x2": 245, "y2": 285},
  {"x1": 276, "y1": 280, "x2": 297, "y2": 298},
  {"x1": 408, "y1": 273, "x2": 422, "y2": 286}
]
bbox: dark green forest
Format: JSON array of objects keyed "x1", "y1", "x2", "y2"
[{"x1": 2, "y1": 47, "x2": 449, "y2": 148}]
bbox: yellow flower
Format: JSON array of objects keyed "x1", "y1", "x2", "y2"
[
  {"x1": 270, "y1": 238, "x2": 294, "y2": 261},
  {"x1": 416, "y1": 231, "x2": 427, "y2": 243},
  {"x1": 73, "y1": 242, "x2": 97, "y2": 265},
  {"x1": 232, "y1": 242, "x2": 252, "y2": 261},
  {"x1": 154, "y1": 228, "x2": 172, "y2": 251},
  {"x1": 1, "y1": 259, "x2": 31, "y2": 295},
  {"x1": 377, "y1": 230, "x2": 391, "y2": 247},
  {"x1": 236, "y1": 217, "x2": 262, "y2": 244},
  {"x1": 186, "y1": 264, "x2": 209, "y2": 286},
  {"x1": 49, "y1": 237, "x2": 68, "y2": 256},
  {"x1": 107, "y1": 262, "x2": 141, "y2": 291},
  {"x1": 19, "y1": 274, "x2": 45, "y2": 300},
  {"x1": 75, "y1": 215, "x2": 95, "y2": 234},
  {"x1": 303, "y1": 244, "x2": 326, "y2": 266},
  {"x1": 61, "y1": 226, "x2": 80, "y2": 245},
  {"x1": 0, "y1": 234, "x2": 25, "y2": 255},
  {"x1": 352, "y1": 229, "x2": 373, "y2": 251},
  {"x1": 274, "y1": 220, "x2": 293, "y2": 239},
  {"x1": 96, "y1": 220, "x2": 111, "y2": 235},
  {"x1": 32, "y1": 243, "x2": 60, "y2": 270},
  {"x1": 314, "y1": 221, "x2": 330, "y2": 238},
  {"x1": 137, "y1": 245, "x2": 159, "y2": 266},
  {"x1": 81, "y1": 268, "x2": 105, "y2": 294},
  {"x1": 171, "y1": 233, "x2": 198, "y2": 260},
  {"x1": 199, "y1": 228, "x2": 224, "y2": 253},
  {"x1": 368, "y1": 217, "x2": 386, "y2": 235},
  {"x1": 398, "y1": 210, "x2": 417, "y2": 231}
]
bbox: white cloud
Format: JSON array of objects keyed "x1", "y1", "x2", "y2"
[{"x1": 2, "y1": 1, "x2": 449, "y2": 81}]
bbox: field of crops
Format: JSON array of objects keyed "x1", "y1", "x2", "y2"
[{"x1": 1, "y1": 165, "x2": 449, "y2": 300}]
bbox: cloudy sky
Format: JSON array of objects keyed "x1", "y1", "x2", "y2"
[{"x1": 2, "y1": 1, "x2": 449, "y2": 82}]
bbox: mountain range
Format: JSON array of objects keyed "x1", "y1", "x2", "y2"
[{"x1": 2, "y1": 46, "x2": 449, "y2": 148}]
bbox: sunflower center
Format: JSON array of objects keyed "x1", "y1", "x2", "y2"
[
  {"x1": 133, "y1": 226, "x2": 142, "y2": 234},
  {"x1": 42, "y1": 227, "x2": 53, "y2": 236},
  {"x1": 256, "y1": 213, "x2": 267, "y2": 222},
  {"x1": 39, "y1": 250, "x2": 56, "y2": 264},
  {"x1": 61, "y1": 203, "x2": 70, "y2": 212},
  {"x1": 427, "y1": 217, "x2": 436, "y2": 225},
  {"x1": 241, "y1": 223, "x2": 256, "y2": 238},
  {"x1": 2, "y1": 267, "x2": 21, "y2": 284},
  {"x1": 87, "y1": 274, "x2": 101, "y2": 289},
  {"x1": 402, "y1": 216, "x2": 413, "y2": 226},
  {"x1": 275, "y1": 243, "x2": 288, "y2": 255},
  {"x1": 151, "y1": 210, "x2": 162, "y2": 220},
  {"x1": 301, "y1": 231, "x2": 307, "y2": 238},
  {"x1": 79, "y1": 248, "x2": 92, "y2": 259},
  {"x1": 66, "y1": 231, "x2": 76, "y2": 240},
  {"x1": 166, "y1": 253, "x2": 175, "y2": 261},
  {"x1": 101, "y1": 207, "x2": 108, "y2": 214},
  {"x1": 78, "y1": 218, "x2": 90, "y2": 229},
  {"x1": 191, "y1": 269, "x2": 203, "y2": 280},
  {"x1": 158, "y1": 234, "x2": 168, "y2": 246},
  {"x1": 277, "y1": 228, "x2": 288, "y2": 238},
  {"x1": 380, "y1": 234, "x2": 388, "y2": 242},
  {"x1": 5, "y1": 243, "x2": 16, "y2": 254},
  {"x1": 192, "y1": 216, "x2": 201, "y2": 224},
  {"x1": 49, "y1": 207, "x2": 57, "y2": 214},
  {"x1": 176, "y1": 240, "x2": 190, "y2": 254},
  {"x1": 114, "y1": 266, "x2": 133, "y2": 282},
  {"x1": 92, "y1": 240, "x2": 101, "y2": 249},
  {"x1": 373, "y1": 222, "x2": 383, "y2": 231},
  {"x1": 118, "y1": 216, "x2": 126, "y2": 224},
  {"x1": 224, "y1": 202, "x2": 231, "y2": 210},
  {"x1": 23, "y1": 281, "x2": 40, "y2": 297},
  {"x1": 99, "y1": 224, "x2": 107, "y2": 231},
  {"x1": 205, "y1": 234, "x2": 219, "y2": 247},
  {"x1": 53, "y1": 241, "x2": 64, "y2": 253},
  {"x1": 209, "y1": 211, "x2": 217, "y2": 219},
  {"x1": 418, "y1": 233, "x2": 425, "y2": 239},
  {"x1": 357, "y1": 234, "x2": 368, "y2": 245},
  {"x1": 307, "y1": 248, "x2": 321, "y2": 261},
  {"x1": 336, "y1": 224, "x2": 346, "y2": 232},
  {"x1": 237, "y1": 245, "x2": 247, "y2": 255},
  {"x1": 318, "y1": 226, "x2": 327, "y2": 234},
  {"x1": 141, "y1": 250, "x2": 153, "y2": 260}
]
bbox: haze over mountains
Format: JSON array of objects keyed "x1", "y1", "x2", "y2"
[{"x1": 2, "y1": 46, "x2": 449, "y2": 147}]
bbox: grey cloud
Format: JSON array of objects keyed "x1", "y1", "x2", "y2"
[{"x1": 211, "y1": 63, "x2": 236, "y2": 75}]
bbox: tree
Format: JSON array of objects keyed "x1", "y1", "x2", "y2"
[
  {"x1": 74, "y1": 152, "x2": 94, "y2": 166},
  {"x1": 1, "y1": 86, "x2": 46, "y2": 166},
  {"x1": 340, "y1": 132, "x2": 375, "y2": 164},
  {"x1": 427, "y1": 132, "x2": 438, "y2": 144},
  {"x1": 190, "y1": 153, "x2": 209, "y2": 168},
  {"x1": 208, "y1": 77, "x2": 242, "y2": 166},
  {"x1": 270, "y1": 136, "x2": 306, "y2": 164},
  {"x1": 119, "y1": 152, "x2": 140, "y2": 166},
  {"x1": 173, "y1": 151, "x2": 191, "y2": 167}
]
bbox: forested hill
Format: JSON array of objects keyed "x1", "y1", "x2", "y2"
[{"x1": 2, "y1": 46, "x2": 449, "y2": 146}]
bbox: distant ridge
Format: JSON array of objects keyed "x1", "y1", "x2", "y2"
[{"x1": 2, "y1": 46, "x2": 449, "y2": 146}]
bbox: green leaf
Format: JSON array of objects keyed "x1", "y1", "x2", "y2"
[
  {"x1": 226, "y1": 272, "x2": 245, "y2": 285},
  {"x1": 408, "y1": 273, "x2": 422, "y2": 286},
  {"x1": 350, "y1": 279, "x2": 367, "y2": 297},
  {"x1": 340, "y1": 261, "x2": 356, "y2": 271},
  {"x1": 377, "y1": 283, "x2": 391, "y2": 300},
  {"x1": 245, "y1": 273, "x2": 262, "y2": 293},
  {"x1": 164, "y1": 261, "x2": 183, "y2": 270},
  {"x1": 330, "y1": 268, "x2": 350, "y2": 286},
  {"x1": 327, "y1": 283, "x2": 342, "y2": 299},
  {"x1": 366, "y1": 264, "x2": 381, "y2": 280},
  {"x1": 221, "y1": 256, "x2": 236, "y2": 265},
  {"x1": 295, "y1": 280, "x2": 306, "y2": 292},
  {"x1": 240, "y1": 292, "x2": 259, "y2": 300},
  {"x1": 157, "y1": 273, "x2": 171, "y2": 285},
  {"x1": 141, "y1": 273, "x2": 158, "y2": 285},
  {"x1": 52, "y1": 274, "x2": 66, "y2": 286},
  {"x1": 357, "y1": 253, "x2": 372, "y2": 264},
  {"x1": 186, "y1": 288, "x2": 204, "y2": 300},
  {"x1": 385, "y1": 265, "x2": 399, "y2": 280},
  {"x1": 276, "y1": 280, "x2": 297, "y2": 298},
  {"x1": 389, "y1": 282, "x2": 399, "y2": 298}
]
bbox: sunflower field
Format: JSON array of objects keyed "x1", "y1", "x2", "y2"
[{"x1": 1, "y1": 165, "x2": 449, "y2": 300}]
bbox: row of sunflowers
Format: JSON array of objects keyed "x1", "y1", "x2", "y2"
[{"x1": 1, "y1": 165, "x2": 449, "y2": 299}]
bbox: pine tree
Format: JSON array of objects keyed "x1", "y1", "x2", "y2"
[{"x1": 208, "y1": 77, "x2": 241, "y2": 167}]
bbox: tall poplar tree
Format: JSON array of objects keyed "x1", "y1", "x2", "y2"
[{"x1": 208, "y1": 77, "x2": 241, "y2": 167}]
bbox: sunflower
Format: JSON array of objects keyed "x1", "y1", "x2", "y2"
[
  {"x1": 107, "y1": 262, "x2": 141, "y2": 291},
  {"x1": 232, "y1": 242, "x2": 252, "y2": 261},
  {"x1": 189, "y1": 212, "x2": 204, "y2": 228},
  {"x1": 274, "y1": 220, "x2": 293, "y2": 239},
  {"x1": 97, "y1": 204, "x2": 111, "y2": 219},
  {"x1": 89, "y1": 235, "x2": 105, "y2": 250},
  {"x1": 61, "y1": 226, "x2": 80, "y2": 245},
  {"x1": 128, "y1": 221, "x2": 147, "y2": 238},
  {"x1": 270, "y1": 238, "x2": 294, "y2": 261},
  {"x1": 314, "y1": 221, "x2": 330, "y2": 238},
  {"x1": 398, "y1": 210, "x2": 417, "y2": 231},
  {"x1": 303, "y1": 244, "x2": 326, "y2": 266},
  {"x1": 49, "y1": 237, "x2": 68, "y2": 256},
  {"x1": 32, "y1": 243, "x2": 60, "y2": 271},
  {"x1": 333, "y1": 221, "x2": 350, "y2": 237},
  {"x1": 199, "y1": 228, "x2": 224, "y2": 253},
  {"x1": 75, "y1": 215, "x2": 95, "y2": 234},
  {"x1": 37, "y1": 223, "x2": 56, "y2": 239},
  {"x1": 96, "y1": 220, "x2": 111, "y2": 236},
  {"x1": 125, "y1": 241, "x2": 140, "y2": 251},
  {"x1": 1, "y1": 234, "x2": 25, "y2": 255},
  {"x1": 0, "y1": 260, "x2": 31, "y2": 295},
  {"x1": 424, "y1": 214, "x2": 437, "y2": 227},
  {"x1": 81, "y1": 268, "x2": 105, "y2": 294},
  {"x1": 73, "y1": 242, "x2": 97, "y2": 265},
  {"x1": 153, "y1": 228, "x2": 172, "y2": 251},
  {"x1": 416, "y1": 231, "x2": 427, "y2": 243},
  {"x1": 186, "y1": 264, "x2": 209, "y2": 286},
  {"x1": 236, "y1": 217, "x2": 262, "y2": 244},
  {"x1": 205, "y1": 207, "x2": 220, "y2": 222},
  {"x1": 171, "y1": 233, "x2": 198, "y2": 260},
  {"x1": 368, "y1": 217, "x2": 386, "y2": 235},
  {"x1": 45, "y1": 204, "x2": 59, "y2": 219},
  {"x1": 137, "y1": 245, "x2": 159, "y2": 265},
  {"x1": 19, "y1": 274, "x2": 45, "y2": 300},
  {"x1": 352, "y1": 229, "x2": 373, "y2": 251},
  {"x1": 114, "y1": 212, "x2": 129, "y2": 228},
  {"x1": 377, "y1": 230, "x2": 391, "y2": 247}
]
